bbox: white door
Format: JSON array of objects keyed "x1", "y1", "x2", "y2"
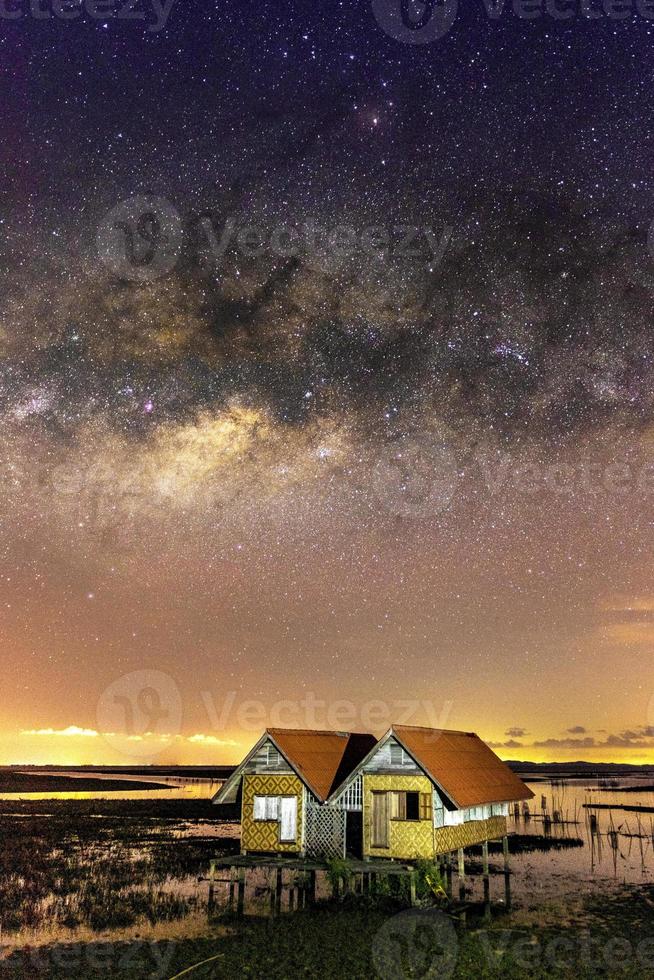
[{"x1": 279, "y1": 797, "x2": 297, "y2": 842}]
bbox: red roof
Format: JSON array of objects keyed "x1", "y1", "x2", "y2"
[
  {"x1": 392, "y1": 725, "x2": 534, "y2": 808},
  {"x1": 268, "y1": 728, "x2": 377, "y2": 801}
]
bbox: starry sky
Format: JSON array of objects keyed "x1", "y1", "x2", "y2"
[{"x1": 3, "y1": 0, "x2": 654, "y2": 766}]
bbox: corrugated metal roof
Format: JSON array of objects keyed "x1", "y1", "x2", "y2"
[
  {"x1": 392, "y1": 725, "x2": 534, "y2": 808},
  {"x1": 268, "y1": 728, "x2": 377, "y2": 802}
]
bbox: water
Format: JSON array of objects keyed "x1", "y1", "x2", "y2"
[
  {"x1": 1, "y1": 774, "x2": 653, "y2": 947},
  {"x1": 491, "y1": 778, "x2": 654, "y2": 910},
  {"x1": 0, "y1": 784, "x2": 215, "y2": 802}
]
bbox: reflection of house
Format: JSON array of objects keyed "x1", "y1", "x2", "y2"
[{"x1": 213, "y1": 725, "x2": 533, "y2": 860}]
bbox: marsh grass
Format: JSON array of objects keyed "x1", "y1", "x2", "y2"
[{"x1": 0, "y1": 800, "x2": 238, "y2": 937}]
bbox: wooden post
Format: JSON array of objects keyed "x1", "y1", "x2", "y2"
[
  {"x1": 237, "y1": 868, "x2": 246, "y2": 916},
  {"x1": 363, "y1": 872, "x2": 369, "y2": 896},
  {"x1": 457, "y1": 848, "x2": 465, "y2": 903},
  {"x1": 445, "y1": 854, "x2": 452, "y2": 899},
  {"x1": 275, "y1": 867, "x2": 283, "y2": 916},
  {"x1": 308, "y1": 870, "x2": 317, "y2": 905},
  {"x1": 208, "y1": 860, "x2": 215, "y2": 914},
  {"x1": 228, "y1": 871, "x2": 235, "y2": 912},
  {"x1": 503, "y1": 835, "x2": 511, "y2": 909},
  {"x1": 409, "y1": 872, "x2": 417, "y2": 907},
  {"x1": 482, "y1": 840, "x2": 490, "y2": 919}
]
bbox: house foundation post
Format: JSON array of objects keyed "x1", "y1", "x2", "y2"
[
  {"x1": 457, "y1": 848, "x2": 466, "y2": 902},
  {"x1": 445, "y1": 854, "x2": 453, "y2": 899},
  {"x1": 208, "y1": 860, "x2": 215, "y2": 913},
  {"x1": 482, "y1": 840, "x2": 490, "y2": 919},
  {"x1": 275, "y1": 867, "x2": 283, "y2": 915},
  {"x1": 503, "y1": 835, "x2": 511, "y2": 910},
  {"x1": 237, "y1": 868, "x2": 246, "y2": 916}
]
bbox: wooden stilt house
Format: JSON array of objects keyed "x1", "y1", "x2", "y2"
[
  {"x1": 213, "y1": 724, "x2": 533, "y2": 861},
  {"x1": 212, "y1": 728, "x2": 376, "y2": 856}
]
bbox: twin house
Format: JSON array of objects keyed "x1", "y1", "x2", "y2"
[{"x1": 213, "y1": 725, "x2": 533, "y2": 860}]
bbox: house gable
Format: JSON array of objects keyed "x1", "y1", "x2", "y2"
[{"x1": 213, "y1": 734, "x2": 293, "y2": 805}]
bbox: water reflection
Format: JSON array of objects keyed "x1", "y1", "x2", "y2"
[{"x1": 505, "y1": 778, "x2": 654, "y2": 909}]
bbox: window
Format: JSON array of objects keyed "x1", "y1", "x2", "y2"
[
  {"x1": 252, "y1": 795, "x2": 297, "y2": 841},
  {"x1": 444, "y1": 808, "x2": 464, "y2": 826},
  {"x1": 390, "y1": 791, "x2": 431, "y2": 821},
  {"x1": 389, "y1": 743, "x2": 410, "y2": 767},
  {"x1": 263, "y1": 744, "x2": 282, "y2": 768},
  {"x1": 253, "y1": 795, "x2": 280, "y2": 820}
]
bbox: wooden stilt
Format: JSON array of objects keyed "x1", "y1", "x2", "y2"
[
  {"x1": 482, "y1": 840, "x2": 490, "y2": 919},
  {"x1": 228, "y1": 871, "x2": 235, "y2": 912},
  {"x1": 275, "y1": 867, "x2": 283, "y2": 915},
  {"x1": 457, "y1": 848, "x2": 465, "y2": 902},
  {"x1": 409, "y1": 872, "x2": 417, "y2": 907},
  {"x1": 503, "y1": 835, "x2": 511, "y2": 909},
  {"x1": 308, "y1": 870, "x2": 316, "y2": 905},
  {"x1": 237, "y1": 867, "x2": 246, "y2": 916},
  {"x1": 363, "y1": 872, "x2": 370, "y2": 896},
  {"x1": 208, "y1": 860, "x2": 215, "y2": 913},
  {"x1": 445, "y1": 854, "x2": 453, "y2": 899}
]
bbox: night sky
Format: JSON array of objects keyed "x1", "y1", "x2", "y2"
[{"x1": 3, "y1": 0, "x2": 654, "y2": 765}]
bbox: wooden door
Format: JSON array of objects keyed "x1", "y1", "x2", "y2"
[{"x1": 371, "y1": 792, "x2": 389, "y2": 848}]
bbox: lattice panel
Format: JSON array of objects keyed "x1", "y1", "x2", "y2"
[
  {"x1": 305, "y1": 804, "x2": 346, "y2": 858},
  {"x1": 434, "y1": 816, "x2": 507, "y2": 854},
  {"x1": 242, "y1": 773, "x2": 303, "y2": 853}
]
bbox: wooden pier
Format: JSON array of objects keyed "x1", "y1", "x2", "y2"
[{"x1": 207, "y1": 837, "x2": 513, "y2": 920}]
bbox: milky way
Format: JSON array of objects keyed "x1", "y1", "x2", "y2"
[{"x1": 3, "y1": 1, "x2": 654, "y2": 764}]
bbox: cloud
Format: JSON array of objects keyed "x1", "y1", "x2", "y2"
[
  {"x1": 187, "y1": 733, "x2": 239, "y2": 746},
  {"x1": 21, "y1": 726, "x2": 99, "y2": 738},
  {"x1": 533, "y1": 727, "x2": 654, "y2": 750},
  {"x1": 488, "y1": 739, "x2": 523, "y2": 749},
  {"x1": 566, "y1": 726, "x2": 587, "y2": 734},
  {"x1": 20, "y1": 727, "x2": 238, "y2": 748},
  {"x1": 505, "y1": 727, "x2": 528, "y2": 738},
  {"x1": 533, "y1": 737, "x2": 597, "y2": 748}
]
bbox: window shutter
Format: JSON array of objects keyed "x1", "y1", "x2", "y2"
[
  {"x1": 253, "y1": 795, "x2": 266, "y2": 819},
  {"x1": 420, "y1": 793, "x2": 431, "y2": 820},
  {"x1": 390, "y1": 791, "x2": 407, "y2": 819}
]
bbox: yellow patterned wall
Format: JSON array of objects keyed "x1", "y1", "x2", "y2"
[
  {"x1": 241, "y1": 773, "x2": 304, "y2": 854},
  {"x1": 434, "y1": 815, "x2": 507, "y2": 853},
  {"x1": 363, "y1": 774, "x2": 434, "y2": 859}
]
